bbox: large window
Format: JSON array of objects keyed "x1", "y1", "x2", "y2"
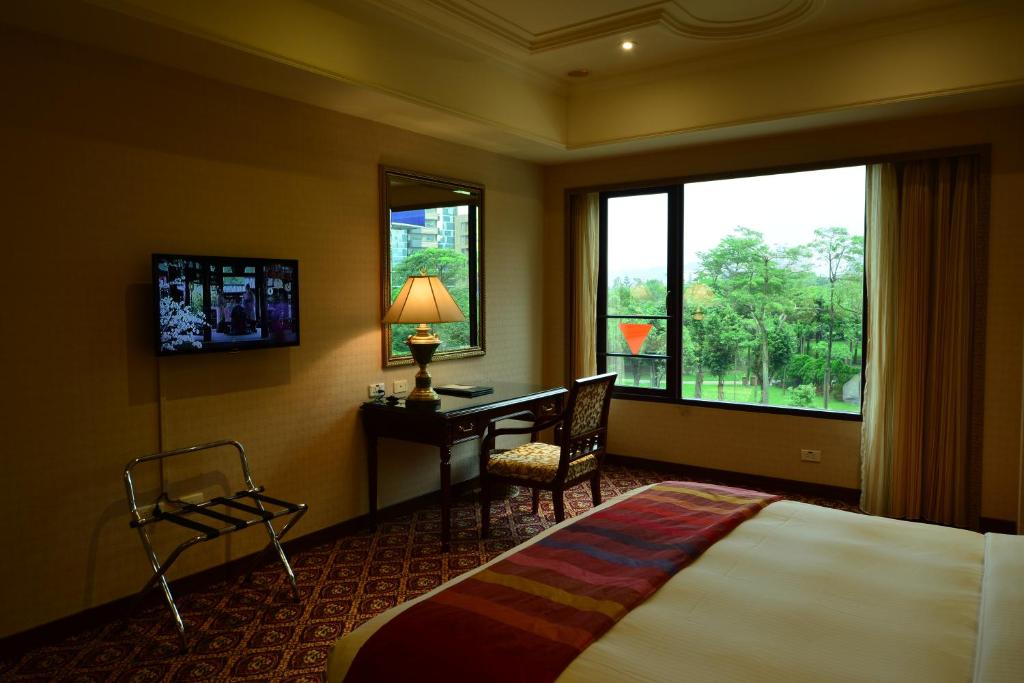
[{"x1": 598, "y1": 165, "x2": 865, "y2": 417}]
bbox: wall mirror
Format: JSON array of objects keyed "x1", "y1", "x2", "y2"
[{"x1": 380, "y1": 167, "x2": 484, "y2": 367}]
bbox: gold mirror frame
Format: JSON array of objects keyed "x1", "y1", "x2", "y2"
[{"x1": 380, "y1": 166, "x2": 485, "y2": 367}]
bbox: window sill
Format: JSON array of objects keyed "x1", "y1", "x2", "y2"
[{"x1": 610, "y1": 390, "x2": 863, "y2": 422}]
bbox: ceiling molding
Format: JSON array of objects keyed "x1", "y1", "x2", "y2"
[
  {"x1": 385, "y1": 0, "x2": 820, "y2": 53},
  {"x1": 4, "y1": 0, "x2": 1022, "y2": 164},
  {"x1": 568, "y1": 0, "x2": 1008, "y2": 94},
  {"x1": 566, "y1": 80, "x2": 1024, "y2": 152}
]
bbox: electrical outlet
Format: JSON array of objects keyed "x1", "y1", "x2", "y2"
[
  {"x1": 800, "y1": 449, "x2": 822, "y2": 463},
  {"x1": 393, "y1": 379, "x2": 409, "y2": 395},
  {"x1": 368, "y1": 383, "x2": 385, "y2": 399}
]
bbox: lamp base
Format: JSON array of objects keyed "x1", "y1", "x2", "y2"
[
  {"x1": 404, "y1": 324, "x2": 442, "y2": 408},
  {"x1": 405, "y1": 388, "x2": 441, "y2": 406},
  {"x1": 406, "y1": 366, "x2": 440, "y2": 405}
]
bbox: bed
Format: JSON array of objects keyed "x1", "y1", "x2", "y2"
[{"x1": 327, "y1": 483, "x2": 1023, "y2": 682}]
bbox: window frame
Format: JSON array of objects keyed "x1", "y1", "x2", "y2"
[
  {"x1": 596, "y1": 166, "x2": 866, "y2": 422},
  {"x1": 598, "y1": 185, "x2": 682, "y2": 401}
]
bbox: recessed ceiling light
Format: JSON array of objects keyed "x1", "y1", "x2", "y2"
[
  {"x1": 621, "y1": 40, "x2": 636, "y2": 51},
  {"x1": 567, "y1": 68, "x2": 590, "y2": 78}
]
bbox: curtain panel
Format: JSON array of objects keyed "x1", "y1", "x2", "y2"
[
  {"x1": 860, "y1": 155, "x2": 984, "y2": 528},
  {"x1": 570, "y1": 192, "x2": 600, "y2": 379}
]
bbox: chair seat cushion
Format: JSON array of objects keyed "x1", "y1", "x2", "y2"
[{"x1": 487, "y1": 442, "x2": 597, "y2": 484}]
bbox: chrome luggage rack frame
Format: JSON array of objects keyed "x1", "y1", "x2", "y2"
[{"x1": 123, "y1": 439, "x2": 308, "y2": 650}]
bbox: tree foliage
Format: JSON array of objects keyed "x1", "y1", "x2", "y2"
[
  {"x1": 701, "y1": 304, "x2": 745, "y2": 400},
  {"x1": 390, "y1": 248, "x2": 471, "y2": 354},
  {"x1": 809, "y1": 227, "x2": 863, "y2": 407},
  {"x1": 697, "y1": 228, "x2": 806, "y2": 403},
  {"x1": 607, "y1": 225, "x2": 863, "y2": 411}
]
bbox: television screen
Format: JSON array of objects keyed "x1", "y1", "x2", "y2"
[{"x1": 153, "y1": 254, "x2": 299, "y2": 355}]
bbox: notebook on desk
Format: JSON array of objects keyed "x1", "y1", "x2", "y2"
[{"x1": 434, "y1": 384, "x2": 494, "y2": 397}]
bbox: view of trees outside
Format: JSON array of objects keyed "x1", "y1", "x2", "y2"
[
  {"x1": 605, "y1": 166, "x2": 866, "y2": 413},
  {"x1": 389, "y1": 205, "x2": 472, "y2": 355},
  {"x1": 605, "y1": 193, "x2": 670, "y2": 389}
]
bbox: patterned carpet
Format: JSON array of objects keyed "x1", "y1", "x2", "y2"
[{"x1": 0, "y1": 463, "x2": 857, "y2": 682}]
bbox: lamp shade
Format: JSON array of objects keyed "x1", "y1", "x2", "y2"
[{"x1": 383, "y1": 275, "x2": 465, "y2": 324}]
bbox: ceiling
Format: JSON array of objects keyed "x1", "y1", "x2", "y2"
[
  {"x1": 3, "y1": 0, "x2": 1024, "y2": 163},
  {"x1": 361, "y1": 0, "x2": 969, "y2": 82}
]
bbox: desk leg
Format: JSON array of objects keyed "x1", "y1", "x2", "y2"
[
  {"x1": 368, "y1": 433, "x2": 378, "y2": 526},
  {"x1": 440, "y1": 445, "x2": 451, "y2": 551}
]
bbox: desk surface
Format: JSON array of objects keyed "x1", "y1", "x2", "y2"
[{"x1": 361, "y1": 382, "x2": 566, "y2": 418}]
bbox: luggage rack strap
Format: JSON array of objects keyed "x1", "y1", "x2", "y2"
[
  {"x1": 213, "y1": 496, "x2": 274, "y2": 520},
  {"x1": 155, "y1": 510, "x2": 221, "y2": 539},
  {"x1": 241, "y1": 491, "x2": 304, "y2": 513},
  {"x1": 184, "y1": 505, "x2": 249, "y2": 530}
]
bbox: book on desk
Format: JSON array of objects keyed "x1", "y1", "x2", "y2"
[{"x1": 434, "y1": 384, "x2": 494, "y2": 398}]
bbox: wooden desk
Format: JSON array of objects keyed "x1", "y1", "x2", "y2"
[{"x1": 361, "y1": 382, "x2": 567, "y2": 550}]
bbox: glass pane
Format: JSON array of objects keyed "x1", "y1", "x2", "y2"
[
  {"x1": 605, "y1": 355, "x2": 667, "y2": 391},
  {"x1": 682, "y1": 166, "x2": 865, "y2": 413},
  {"x1": 606, "y1": 318, "x2": 667, "y2": 357},
  {"x1": 390, "y1": 204, "x2": 475, "y2": 356},
  {"x1": 607, "y1": 194, "x2": 667, "y2": 317},
  {"x1": 383, "y1": 168, "x2": 484, "y2": 367}
]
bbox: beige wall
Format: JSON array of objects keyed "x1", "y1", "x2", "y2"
[
  {"x1": 0, "y1": 28, "x2": 546, "y2": 637},
  {"x1": 543, "y1": 107, "x2": 1024, "y2": 521}
]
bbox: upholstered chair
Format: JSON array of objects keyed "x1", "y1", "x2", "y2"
[{"x1": 478, "y1": 373, "x2": 616, "y2": 536}]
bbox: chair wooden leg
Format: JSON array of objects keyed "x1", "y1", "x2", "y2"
[
  {"x1": 480, "y1": 479, "x2": 492, "y2": 539},
  {"x1": 590, "y1": 473, "x2": 602, "y2": 507},
  {"x1": 531, "y1": 488, "x2": 540, "y2": 514},
  {"x1": 553, "y1": 488, "x2": 565, "y2": 523}
]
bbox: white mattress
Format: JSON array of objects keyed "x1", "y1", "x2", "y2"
[{"x1": 328, "y1": 486, "x2": 1023, "y2": 682}]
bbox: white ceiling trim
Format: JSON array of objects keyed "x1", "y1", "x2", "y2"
[
  {"x1": 4, "y1": 0, "x2": 1023, "y2": 164},
  {"x1": 383, "y1": 0, "x2": 820, "y2": 53},
  {"x1": 566, "y1": 81, "x2": 1024, "y2": 151},
  {"x1": 568, "y1": 0, "x2": 1009, "y2": 94}
]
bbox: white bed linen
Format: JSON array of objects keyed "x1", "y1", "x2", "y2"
[
  {"x1": 328, "y1": 486, "x2": 1021, "y2": 682},
  {"x1": 974, "y1": 533, "x2": 1024, "y2": 682}
]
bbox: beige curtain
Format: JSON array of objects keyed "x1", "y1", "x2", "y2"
[
  {"x1": 860, "y1": 157, "x2": 979, "y2": 528},
  {"x1": 570, "y1": 192, "x2": 600, "y2": 379},
  {"x1": 860, "y1": 164, "x2": 897, "y2": 517}
]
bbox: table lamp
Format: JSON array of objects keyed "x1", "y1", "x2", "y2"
[{"x1": 383, "y1": 274, "x2": 465, "y2": 406}]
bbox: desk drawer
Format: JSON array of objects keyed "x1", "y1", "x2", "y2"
[{"x1": 449, "y1": 417, "x2": 479, "y2": 443}]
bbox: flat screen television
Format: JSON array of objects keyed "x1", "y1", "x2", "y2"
[{"x1": 153, "y1": 254, "x2": 299, "y2": 356}]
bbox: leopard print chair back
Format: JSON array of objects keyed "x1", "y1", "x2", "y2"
[{"x1": 564, "y1": 373, "x2": 617, "y2": 459}]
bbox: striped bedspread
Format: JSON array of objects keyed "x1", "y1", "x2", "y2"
[{"x1": 342, "y1": 481, "x2": 779, "y2": 683}]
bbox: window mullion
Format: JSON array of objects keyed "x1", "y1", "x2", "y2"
[
  {"x1": 596, "y1": 193, "x2": 609, "y2": 373},
  {"x1": 667, "y1": 185, "x2": 684, "y2": 399}
]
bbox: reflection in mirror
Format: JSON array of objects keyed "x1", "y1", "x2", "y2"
[{"x1": 381, "y1": 167, "x2": 484, "y2": 367}]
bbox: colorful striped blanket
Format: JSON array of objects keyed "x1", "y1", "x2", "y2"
[{"x1": 342, "y1": 481, "x2": 780, "y2": 683}]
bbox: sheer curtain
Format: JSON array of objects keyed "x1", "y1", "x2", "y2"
[
  {"x1": 570, "y1": 192, "x2": 599, "y2": 379},
  {"x1": 860, "y1": 164, "x2": 897, "y2": 517},
  {"x1": 860, "y1": 156, "x2": 981, "y2": 528}
]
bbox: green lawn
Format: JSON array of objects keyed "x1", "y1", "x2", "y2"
[{"x1": 615, "y1": 371, "x2": 860, "y2": 413}]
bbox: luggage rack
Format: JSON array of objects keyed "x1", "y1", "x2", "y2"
[{"x1": 124, "y1": 440, "x2": 307, "y2": 650}]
